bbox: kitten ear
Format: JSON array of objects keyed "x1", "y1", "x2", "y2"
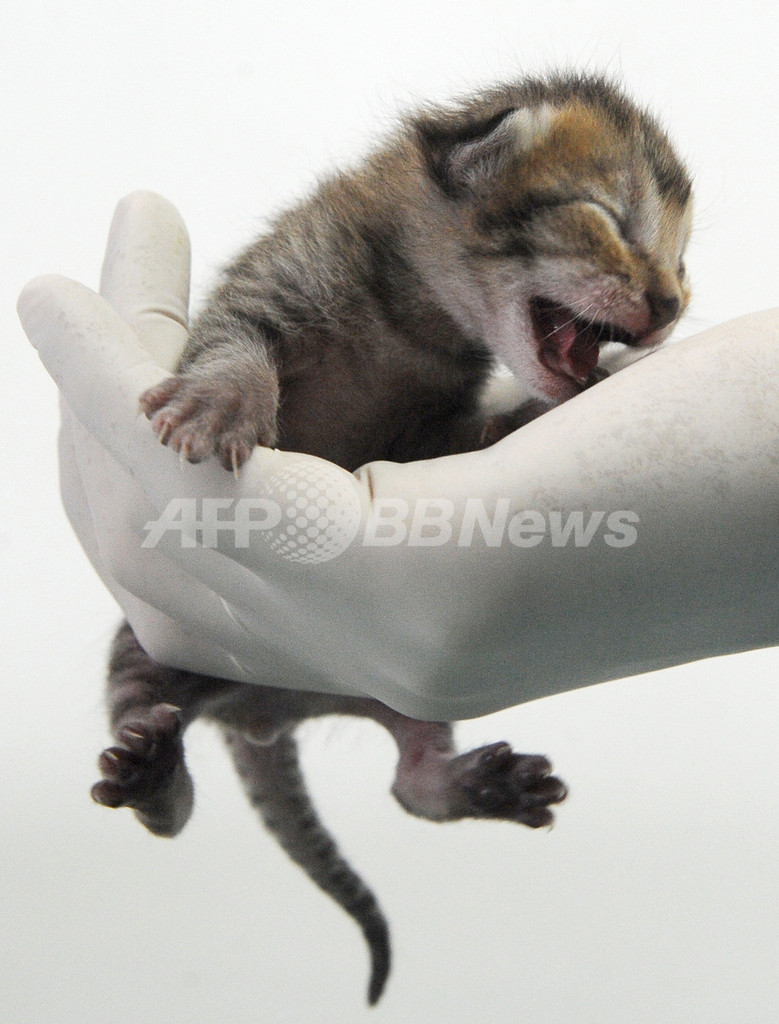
[{"x1": 415, "y1": 104, "x2": 554, "y2": 198}]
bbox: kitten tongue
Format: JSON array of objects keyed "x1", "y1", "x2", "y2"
[{"x1": 535, "y1": 302, "x2": 600, "y2": 384}]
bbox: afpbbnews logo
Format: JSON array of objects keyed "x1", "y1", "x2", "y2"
[
  {"x1": 363, "y1": 499, "x2": 639, "y2": 549},
  {"x1": 142, "y1": 462, "x2": 640, "y2": 564}
]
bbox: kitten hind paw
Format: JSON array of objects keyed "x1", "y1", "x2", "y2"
[
  {"x1": 393, "y1": 740, "x2": 567, "y2": 829},
  {"x1": 91, "y1": 703, "x2": 194, "y2": 837},
  {"x1": 451, "y1": 742, "x2": 567, "y2": 828}
]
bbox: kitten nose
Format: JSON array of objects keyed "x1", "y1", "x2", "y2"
[{"x1": 646, "y1": 290, "x2": 681, "y2": 333}]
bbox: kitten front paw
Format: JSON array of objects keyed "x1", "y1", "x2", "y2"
[
  {"x1": 450, "y1": 742, "x2": 567, "y2": 828},
  {"x1": 91, "y1": 703, "x2": 194, "y2": 837},
  {"x1": 140, "y1": 372, "x2": 277, "y2": 473}
]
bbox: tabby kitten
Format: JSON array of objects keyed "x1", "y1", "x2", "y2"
[{"x1": 92, "y1": 73, "x2": 692, "y2": 1004}]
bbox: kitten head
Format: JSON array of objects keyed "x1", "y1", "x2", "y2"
[{"x1": 412, "y1": 74, "x2": 693, "y2": 403}]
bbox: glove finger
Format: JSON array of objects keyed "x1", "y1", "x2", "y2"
[
  {"x1": 66, "y1": 408, "x2": 260, "y2": 679},
  {"x1": 58, "y1": 400, "x2": 110, "y2": 582},
  {"x1": 18, "y1": 274, "x2": 169, "y2": 462},
  {"x1": 61, "y1": 389, "x2": 253, "y2": 679},
  {"x1": 99, "y1": 190, "x2": 190, "y2": 370}
]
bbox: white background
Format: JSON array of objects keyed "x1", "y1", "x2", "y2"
[{"x1": 3, "y1": 2, "x2": 778, "y2": 1021}]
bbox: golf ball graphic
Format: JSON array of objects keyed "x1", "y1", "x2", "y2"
[{"x1": 260, "y1": 461, "x2": 362, "y2": 563}]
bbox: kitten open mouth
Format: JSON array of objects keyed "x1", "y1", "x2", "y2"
[{"x1": 530, "y1": 297, "x2": 638, "y2": 387}]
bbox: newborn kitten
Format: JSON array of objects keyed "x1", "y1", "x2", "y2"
[{"x1": 92, "y1": 72, "x2": 692, "y2": 1004}]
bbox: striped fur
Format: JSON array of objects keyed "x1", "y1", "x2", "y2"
[{"x1": 95, "y1": 73, "x2": 693, "y2": 1004}]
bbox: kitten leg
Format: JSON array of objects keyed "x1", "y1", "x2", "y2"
[
  {"x1": 250, "y1": 690, "x2": 568, "y2": 829},
  {"x1": 91, "y1": 621, "x2": 229, "y2": 836},
  {"x1": 373, "y1": 710, "x2": 567, "y2": 829},
  {"x1": 140, "y1": 322, "x2": 280, "y2": 472}
]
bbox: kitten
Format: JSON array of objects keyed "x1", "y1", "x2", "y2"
[{"x1": 91, "y1": 73, "x2": 692, "y2": 1004}]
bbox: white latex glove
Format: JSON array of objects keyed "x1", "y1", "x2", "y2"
[{"x1": 18, "y1": 192, "x2": 779, "y2": 720}]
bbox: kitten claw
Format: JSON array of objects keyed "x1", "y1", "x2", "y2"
[
  {"x1": 99, "y1": 748, "x2": 123, "y2": 767},
  {"x1": 158, "y1": 703, "x2": 183, "y2": 717},
  {"x1": 91, "y1": 779, "x2": 126, "y2": 808},
  {"x1": 118, "y1": 725, "x2": 154, "y2": 755}
]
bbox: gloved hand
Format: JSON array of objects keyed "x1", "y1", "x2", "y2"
[{"x1": 18, "y1": 192, "x2": 779, "y2": 720}]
